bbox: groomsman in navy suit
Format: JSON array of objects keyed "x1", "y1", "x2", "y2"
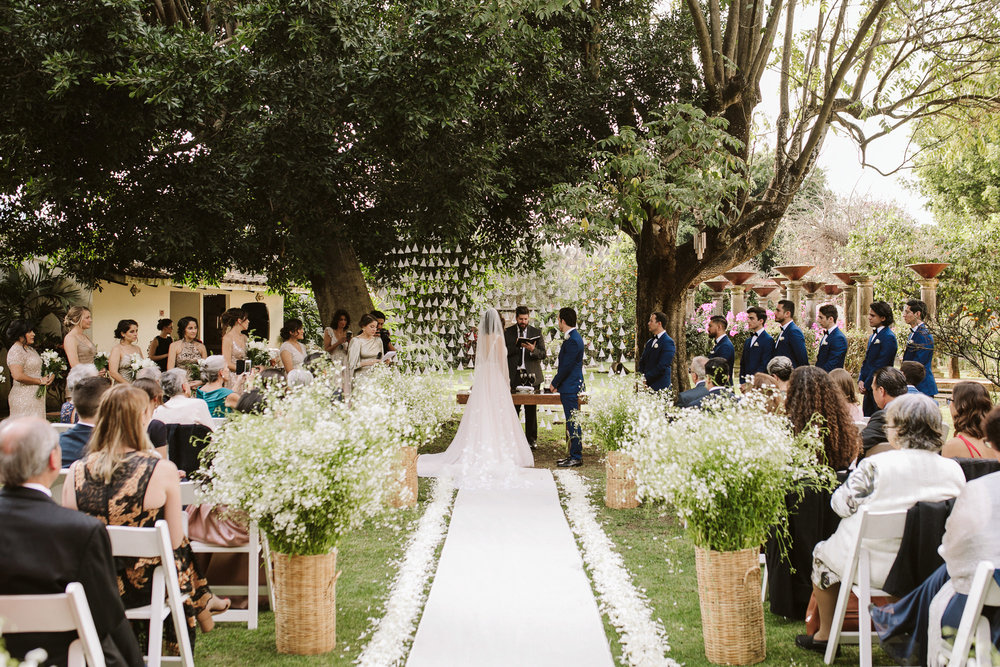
[
  {"x1": 637, "y1": 312, "x2": 676, "y2": 391},
  {"x1": 858, "y1": 301, "x2": 899, "y2": 416},
  {"x1": 739, "y1": 307, "x2": 774, "y2": 382},
  {"x1": 902, "y1": 299, "x2": 938, "y2": 397},
  {"x1": 708, "y1": 316, "x2": 735, "y2": 385},
  {"x1": 773, "y1": 300, "x2": 809, "y2": 368},
  {"x1": 814, "y1": 304, "x2": 848, "y2": 372},
  {"x1": 551, "y1": 307, "x2": 585, "y2": 467}
]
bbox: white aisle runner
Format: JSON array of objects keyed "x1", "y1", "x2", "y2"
[{"x1": 407, "y1": 468, "x2": 614, "y2": 667}]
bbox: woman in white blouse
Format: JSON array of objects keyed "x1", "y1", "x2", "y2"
[
  {"x1": 346, "y1": 314, "x2": 385, "y2": 393},
  {"x1": 279, "y1": 318, "x2": 306, "y2": 373}
]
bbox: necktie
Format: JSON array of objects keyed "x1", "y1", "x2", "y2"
[{"x1": 518, "y1": 326, "x2": 527, "y2": 369}]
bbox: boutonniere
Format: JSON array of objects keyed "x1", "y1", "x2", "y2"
[
  {"x1": 875, "y1": 339, "x2": 881, "y2": 344},
  {"x1": 776, "y1": 336, "x2": 783, "y2": 343},
  {"x1": 652, "y1": 342, "x2": 659, "y2": 349},
  {"x1": 821, "y1": 341, "x2": 828, "y2": 346}
]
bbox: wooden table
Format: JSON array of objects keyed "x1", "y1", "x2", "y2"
[{"x1": 455, "y1": 392, "x2": 588, "y2": 406}]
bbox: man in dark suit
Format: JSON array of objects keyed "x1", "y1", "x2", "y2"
[
  {"x1": 708, "y1": 316, "x2": 735, "y2": 385},
  {"x1": 677, "y1": 356, "x2": 710, "y2": 407},
  {"x1": 773, "y1": 299, "x2": 809, "y2": 368},
  {"x1": 814, "y1": 304, "x2": 848, "y2": 372},
  {"x1": 902, "y1": 299, "x2": 938, "y2": 397},
  {"x1": 739, "y1": 307, "x2": 774, "y2": 382},
  {"x1": 550, "y1": 307, "x2": 585, "y2": 468},
  {"x1": 0, "y1": 417, "x2": 143, "y2": 667},
  {"x1": 858, "y1": 300, "x2": 899, "y2": 416},
  {"x1": 504, "y1": 305, "x2": 547, "y2": 448},
  {"x1": 59, "y1": 376, "x2": 111, "y2": 467},
  {"x1": 689, "y1": 358, "x2": 734, "y2": 408},
  {"x1": 859, "y1": 367, "x2": 907, "y2": 461},
  {"x1": 636, "y1": 312, "x2": 675, "y2": 391}
]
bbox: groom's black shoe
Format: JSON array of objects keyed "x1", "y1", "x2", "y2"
[
  {"x1": 557, "y1": 458, "x2": 582, "y2": 468},
  {"x1": 528, "y1": 440, "x2": 537, "y2": 450}
]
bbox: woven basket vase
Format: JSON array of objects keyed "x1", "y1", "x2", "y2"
[
  {"x1": 273, "y1": 550, "x2": 339, "y2": 655},
  {"x1": 604, "y1": 451, "x2": 639, "y2": 509},
  {"x1": 388, "y1": 445, "x2": 418, "y2": 509},
  {"x1": 694, "y1": 546, "x2": 766, "y2": 665}
]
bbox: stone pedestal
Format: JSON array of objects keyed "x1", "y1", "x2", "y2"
[
  {"x1": 843, "y1": 285, "x2": 857, "y2": 329},
  {"x1": 804, "y1": 289, "x2": 822, "y2": 328},
  {"x1": 785, "y1": 280, "x2": 805, "y2": 321},
  {"x1": 728, "y1": 285, "x2": 747, "y2": 317},
  {"x1": 855, "y1": 276, "x2": 875, "y2": 329},
  {"x1": 686, "y1": 287, "x2": 696, "y2": 317},
  {"x1": 709, "y1": 291, "x2": 725, "y2": 317},
  {"x1": 918, "y1": 278, "x2": 940, "y2": 320}
]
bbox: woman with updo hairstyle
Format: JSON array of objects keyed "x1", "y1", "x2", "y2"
[
  {"x1": 63, "y1": 385, "x2": 229, "y2": 641},
  {"x1": 941, "y1": 381, "x2": 996, "y2": 460},
  {"x1": 220, "y1": 308, "x2": 250, "y2": 389},
  {"x1": 167, "y1": 316, "x2": 207, "y2": 372},
  {"x1": 766, "y1": 356, "x2": 794, "y2": 392},
  {"x1": 346, "y1": 313, "x2": 386, "y2": 394},
  {"x1": 63, "y1": 305, "x2": 97, "y2": 368},
  {"x1": 5, "y1": 319, "x2": 53, "y2": 418},
  {"x1": 829, "y1": 368, "x2": 864, "y2": 422},
  {"x1": 108, "y1": 318, "x2": 142, "y2": 385},
  {"x1": 279, "y1": 318, "x2": 306, "y2": 373},
  {"x1": 195, "y1": 355, "x2": 241, "y2": 418},
  {"x1": 323, "y1": 309, "x2": 351, "y2": 363},
  {"x1": 148, "y1": 318, "x2": 173, "y2": 372}
]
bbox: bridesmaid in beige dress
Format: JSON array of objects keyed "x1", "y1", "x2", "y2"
[
  {"x1": 220, "y1": 308, "x2": 249, "y2": 391},
  {"x1": 5, "y1": 320, "x2": 54, "y2": 418},
  {"x1": 63, "y1": 306, "x2": 98, "y2": 368},
  {"x1": 279, "y1": 318, "x2": 306, "y2": 373},
  {"x1": 168, "y1": 317, "x2": 208, "y2": 371},
  {"x1": 108, "y1": 319, "x2": 143, "y2": 384},
  {"x1": 323, "y1": 309, "x2": 351, "y2": 392},
  {"x1": 346, "y1": 313, "x2": 386, "y2": 394}
]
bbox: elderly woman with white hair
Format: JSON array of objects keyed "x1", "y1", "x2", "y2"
[
  {"x1": 152, "y1": 368, "x2": 215, "y2": 431},
  {"x1": 795, "y1": 394, "x2": 967, "y2": 655},
  {"x1": 59, "y1": 363, "x2": 99, "y2": 423},
  {"x1": 194, "y1": 356, "x2": 241, "y2": 418},
  {"x1": 766, "y1": 355, "x2": 794, "y2": 392}
]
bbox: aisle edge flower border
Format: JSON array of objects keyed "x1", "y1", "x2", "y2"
[
  {"x1": 356, "y1": 476, "x2": 457, "y2": 667},
  {"x1": 555, "y1": 470, "x2": 680, "y2": 667}
]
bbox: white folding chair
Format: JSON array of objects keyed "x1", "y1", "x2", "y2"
[
  {"x1": 51, "y1": 422, "x2": 74, "y2": 434},
  {"x1": 178, "y1": 481, "x2": 272, "y2": 628},
  {"x1": 825, "y1": 506, "x2": 909, "y2": 666},
  {"x1": 946, "y1": 560, "x2": 1000, "y2": 666},
  {"x1": 50, "y1": 469, "x2": 71, "y2": 507},
  {"x1": 106, "y1": 520, "x2": 194, "y2": 667},
  {"x1": 760, "y1": 551, "x2": 769, "y2": 602},
  {"x1": 0, "y1": 582, "x2": 105, "y2": 667}
]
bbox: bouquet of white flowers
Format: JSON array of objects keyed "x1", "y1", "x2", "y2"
[
  {"x1": 579, "y1": 374, "x2": 674, "y2": 452},
  {"x1": 94, "y1": 351, "x2": 109, "y2": 372},
  {"x1": 125, "y1": 354, "x2": 155, "y2": 381},
  {"x1": 199, "y1": 372, "x2": 399, "y2": 556},
  {"x1": 36, "y1": 350, "x2": 67, "y2": 398},
  {"x1": 245, "y1": 336, "x2": 272, "y2": 367},
  {"x1": 627, "y1": 393, "x2": 837, "y2": 553}
]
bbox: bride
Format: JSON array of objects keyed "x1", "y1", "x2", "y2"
[{"x1": 417, "y1": 308, "x2": 534, "y2": 486}]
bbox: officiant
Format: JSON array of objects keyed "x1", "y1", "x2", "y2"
[{"x1": 505, "y1": 306, "x2": 547, "y2": 449}]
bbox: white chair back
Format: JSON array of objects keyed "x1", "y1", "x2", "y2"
[
  {"x1": 51, "y1": 422, "x2": 74, "y2": 433},
  {"x1": 947, "y1": 560, "x2": 1000, "y2": 666},
  {"x1": 211, "y1": 417, "x2": 226, "y2": 430},
  {"x1": 0, "y1": 582, "x2": 105, "y2": 667},
  {"x1": 825, "y1": 506, "x2": 909, "y2": 666},
  {"x1": 50, "y1": 469, "x2": 71, "y2": 507},
  {"x1": 106, "y1": 520, "x2": 194, "y2": 667}
]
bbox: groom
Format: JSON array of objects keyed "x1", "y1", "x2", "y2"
[
  {"x1": 550, "y1": 307, "x2": 585, "y2": 468},
  {"x1": 504, "y1": 306, "x2": 547, "y2": 449}
]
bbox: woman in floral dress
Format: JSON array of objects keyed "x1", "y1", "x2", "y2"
[{"x1": 5, "y1": 320, "x2": 53, "y2": 418}]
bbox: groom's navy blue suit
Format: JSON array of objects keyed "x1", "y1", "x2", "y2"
[{"x1": 552, "y1": 328, "x2": 585, "y2": 460}]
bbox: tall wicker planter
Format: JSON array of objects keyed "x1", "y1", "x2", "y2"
[
  {"x1": 694, "y1": 546, "x2": 765, "y2": 665},
  {"x1": 273, "y1": 550, "x2": 339, "y2": 655},
  {"x1": 387, "y1": 445, "x2": 418, "y2": 509},
  {"x1": 604, "y1": 451, "x2": 639, "y2": 509}
]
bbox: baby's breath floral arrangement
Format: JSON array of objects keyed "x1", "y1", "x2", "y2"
[
  {"x1": 198, "y1": 372, "x2": 398, "y2": 555},
  {"x1": 627, "y1": 394, "x2": 837, "y2": 553},
  {"x1": 350, "y1": 365, "x2": 459, "y2": 449},
  {"x1": 580, "y1": 374, "x2": 674, "y2": 452},
  {"x1": 36, "y1": 350, "x2": 66, "y2": 397}
]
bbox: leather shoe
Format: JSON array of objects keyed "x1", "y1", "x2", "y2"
[
  {"x1": 557, "y1": 458, "x2": 582, "y2": 468},
  {"x1": 528, "y1": 441, "x2": 537, "y2": 450},
  {"x1": 795, "y1": 633, "x2": 837, "y2": 656}
]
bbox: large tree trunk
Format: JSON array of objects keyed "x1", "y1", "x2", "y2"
[{"x1": 308, "y1": 238, "x2": 375, "y2": 331}]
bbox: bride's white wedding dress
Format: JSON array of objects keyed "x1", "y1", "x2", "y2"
[{"x1": 417, "y1": 308, "x2": 534, "y2": 487}]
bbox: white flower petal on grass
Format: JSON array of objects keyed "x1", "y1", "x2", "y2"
[
  {"x1": 356, "y1": 477, "x2": 456, "y2": 667},
  {"x1": 555, "y1": 470, "x2": 679, "y2": 667}
]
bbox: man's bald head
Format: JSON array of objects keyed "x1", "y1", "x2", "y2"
[{"x1": 0, "y1": 417, "x2": 59, "y2": 487}]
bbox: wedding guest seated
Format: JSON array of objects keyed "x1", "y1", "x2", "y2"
[
  {"x1": 747, "y1": 372, "x2": 783, "y2": 413},
  {"x1": 0, "y1": 417, "x2": 143, "y2": 667},
  {"x1": 63, "y1": 387, "x2": 230, "y2": 646},
  {"x1": 900, "y1": 360, "x2": 926, "y2": 395},
  {"x1": 795, "y1": 394, "x2": 966, "y2": 654},
  {"x1": 872, "y1": 470, "x2": 1000, "y2": 665},
  {"x1": 135, "y1": 365, "x2": 162, "y2": 382},
  {"x1": 60, "y1": 363, "x2": 98, "y2": 423},
  {"x1": 287, "y1": 368, "x2": 314, "y2": 388},
  {"x1": 259, "y1": 367, "x2": 286, "y2": 386},
  {"x1": 767, "y1": 366, "x2": 860, "y2": 619},
  {"x1": 235, "y1": 390, "x2": 265, "y2": 414},
  {"x1": 688, "y1": 358, "x2": 732, "y2": 408},
  {"x1": 942, "y1": 381, "x2": 996, "y2": 460},
  {"x1": 766, "y1": 356, "x2": 793, "y2": 392},
  {"x1": 860, "y1": 367, "x2": 908, "y2": 461},
  {"x1": 676, "y1": 355, "x2": 709, "y2": 408},
  {"x1": 829, "y1": 368, "x2": 864, "y2": 422},
  {"x1": 195, "y1": 356, "x2": 240, "y2": 418},
  {"x1": 60, "y1": 376, "x2": 111, "y2": 467},
  {"x1": 153, "y1": 368, "x2": 215, "y2": 431},
  {"x1": 133, "y1": 378, "x2": 169, "y2": 459}
]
